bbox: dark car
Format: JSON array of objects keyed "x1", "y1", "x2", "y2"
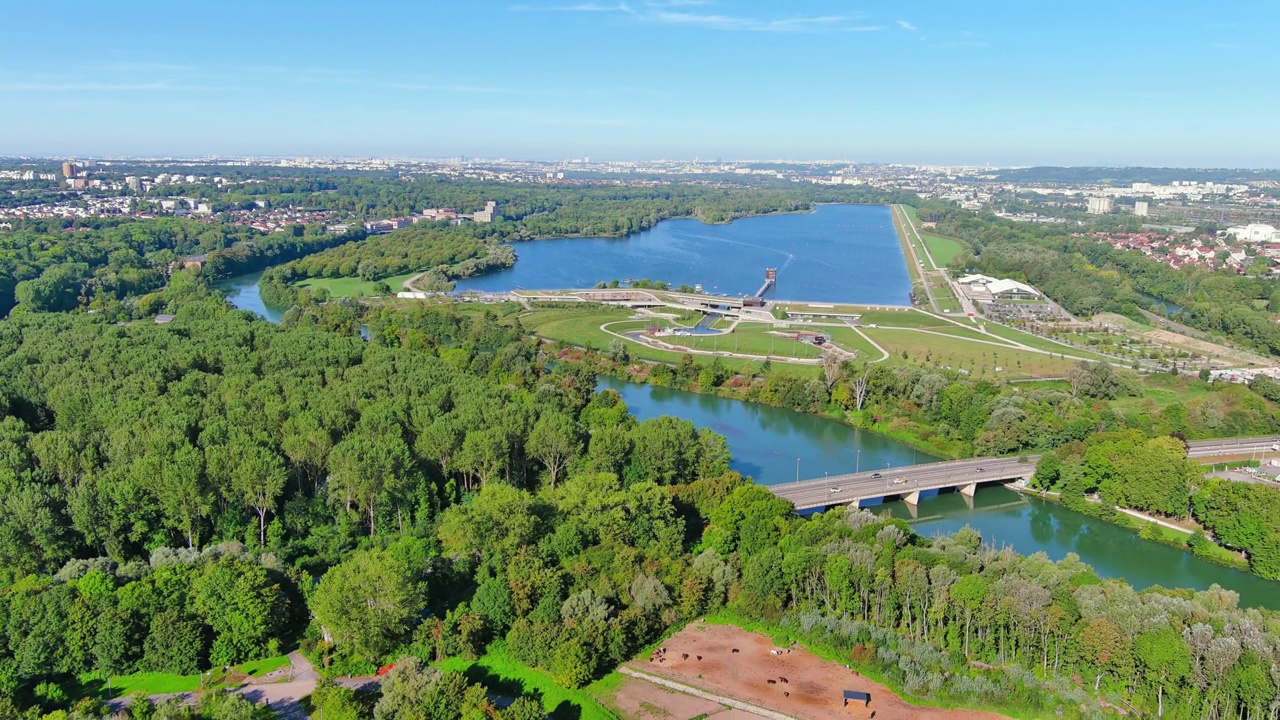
[{"x1": 976, "y1": 467, "x2": 985, "y2": 472}]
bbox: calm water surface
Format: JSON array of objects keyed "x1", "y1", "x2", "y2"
[
  {"x1": 455, "y1": 204, "x2": 912, "y2": 304},
  {"x1": 217, "y1": 270, "x2": 288, "y2": 323},
  {"x1": 604, "y1": 377, "x2": 1279, "y2": 608}
]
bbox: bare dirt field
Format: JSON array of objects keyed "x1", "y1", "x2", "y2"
[
  {"x1": 607, "y1": 674, "x2": 735, "y2": 719},
  {"x1": 630, "y1": 623, "x2": 1010, "y2": 720}
]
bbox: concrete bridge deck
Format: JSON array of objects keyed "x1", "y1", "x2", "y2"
[{"x1": 770, "y1": 436, "x2": 1279, "y2": 512}]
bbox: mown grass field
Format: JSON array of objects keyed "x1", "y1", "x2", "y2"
[
  {"x1": 979, "y1": 322, "x2": 1117, "y2": 362},
  {"x1": 72, "y1": 655, "x2": 292, "y2": 701},
  {"x1": 816, "y1": 326, "x2": 881, "y2": 357},
  {"x1": 921, "y1": 233, "x2": 967, "y2": 267},
  {"x1": 661, "y1": 322, "x2": 824, "y2": 360},
  {"x1": 520, "y1": 307, "x2": 819, "y2": 377},
  {"x1": 867, "y1": 328, "x2": 1079, "y2": 379},
  {"x1": 439, "y1": 644, "x2": 620, "y2": 720},
  {"x1": 296, "y1": 272, "x2": 418, "y2": 297},
  {"x1": 855, "y1": 308, "x2": 941, "y2": 328}
]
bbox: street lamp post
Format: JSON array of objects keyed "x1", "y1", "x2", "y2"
[
  {"x1": 856, "y1": 449, "x2": 861, "y2": 474},
  {"x1": 796, "y1": 457, "x2": 800, "y2": 482}
]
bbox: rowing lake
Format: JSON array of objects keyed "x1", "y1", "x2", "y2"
[{"x1": 454, "y1": 203, "x2": 913, "y2": 304}]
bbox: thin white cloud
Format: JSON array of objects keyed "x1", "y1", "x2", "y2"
[
  {"x1": 510, "y1": 3, "x2": 630, "y2": 11},
  {"x1": 0, "y1": 81, "x2": 176, "y2": 92},
  {"x1": 382, "y1": 81, "x2": 514, "y2": 94},
  {"x1": 651, "y1": 11, "x2": 877, "y2": 32},
  {"x1": 512, "y1": 2, "x2": 879, "y2": 32},
  {"x1": 897, "y1": 19, "x2": 917, "y2": 31}
]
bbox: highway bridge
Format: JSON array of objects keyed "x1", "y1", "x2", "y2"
[{"x1": 770, "y1": 435, "x2": 1280, "y2": 513}]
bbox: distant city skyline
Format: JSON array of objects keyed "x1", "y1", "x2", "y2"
[{"x1": 2, "y1": 1, "x2": 1277, "y2": 167}]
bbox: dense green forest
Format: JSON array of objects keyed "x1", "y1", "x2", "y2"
[
  {"x1": 0, "y1": 302, "x2": 1276, "y2": 719},
  {"x1": 0, "y1": 218, "x2": 362, "y2": 318},
  {"x1": 918, "y1": 203, "x2": 1280, "y2": 355},
  {"x1": 256, "y1": 225, "x2": 515, "y2": 306}
]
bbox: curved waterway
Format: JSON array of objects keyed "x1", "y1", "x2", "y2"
[
  {"x1": 219, "y1": 246, "x2": 1279, "y2": 608},
  {"x1": 217, "y1": 270, "x2": 288, "y2": 324},
  {"x1": 601, "y1": 377, "x2": 1280, "y2": 608},
  {"x1": 455, "y1": 204, "x2": 912, "y2": 305}
]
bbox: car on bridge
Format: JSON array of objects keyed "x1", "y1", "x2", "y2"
[{"x1": 871, "y1": 472, "x2": 882, "y2": 479}]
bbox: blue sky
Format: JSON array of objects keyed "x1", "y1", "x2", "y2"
[{"x1": 1, "y1": 1, "x2": 1276, "y2": 166}]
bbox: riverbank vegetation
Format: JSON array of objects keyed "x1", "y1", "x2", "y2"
[
  {"x1": 1033, "y1": 433, "x2": 1280, "y2": 579},
  {"x1": 0, "y1": 303, "x2": 1275, "y2": 719}
]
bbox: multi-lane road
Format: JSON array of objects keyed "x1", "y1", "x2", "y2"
[{"x1": 771, "y1": 436, "x2": 1280, "y2": 511}]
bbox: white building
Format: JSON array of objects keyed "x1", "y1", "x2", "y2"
[
  {"x1": 1086, "y1": 196, "x2": 1114, "y2": 214},
  {"x1": 958, "y1": 274, "x2": 1041, "y2": 301},
  {"x1": 1227, "y1": 224, "x2": 1277, "y2": 243},
  {"x1": 986, "y1": 279, "x2": 1041, "y2": 299},
  {"x1": 1134, "y1": 201, "x2": 1149, "y2": 217}
]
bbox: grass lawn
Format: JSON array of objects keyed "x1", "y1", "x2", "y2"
[
  {"x1": 818, "y1": 326, "x2": 881, "y2": 357},
  {"x1": 856, "y1": 308, "x2": 944, "y2": 328},
  {"x1": 296, "y1": 272, "x2": 418, "y2": 298},
  {"x1": 980, "y1": 322, "x2": 1117, "y2": 362},
  {"x1": 522, "y1": 307, "x2": 818, "y2": 377},
  {"x1": 107, "y1": 672, "x2": 200, "y2": 697},
  {"x1": 921, "y1": 233, "x2": 967, "y2": 267},
  {"x1": 867, "y1": 328, "x2": 1080, "y2": 379},
  {"x1": 438, "y1": 645, "x2": 619, "y2": 720},
  {"x1": 238, "y1": 656, "x2": 291, "y2": 678},
  {"x1": 1111, "y1": 374, "x2": 1214, "y2": 413},
  {"x1": 662, "y1": 322, "x2": 825, "y2": 360},
  {"x1": 72, "y1": 655, "x2": 293, "y2": 701},
  {"x1": 924, "y1": 325, "x2": 1010, "y2": 344}
]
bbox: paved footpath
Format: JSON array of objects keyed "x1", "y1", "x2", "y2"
[{"x1": 106, "y1": 653, "x2": 378, "y2": 720}]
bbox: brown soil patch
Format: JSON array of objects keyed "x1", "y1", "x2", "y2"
[
  {"x1": 608, "y1": 674, "x2": 729, "y2": 719},
  {"x1": 631, "y1": 623, "x2": 1010, "y2": 720},
  {"x1": 1142, "y1": 329, "x2": 1266, "y2": 364}
]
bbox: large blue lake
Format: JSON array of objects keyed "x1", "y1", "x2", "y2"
[{"x1": 455, "y1": 204, "x2": 912, "y2": 304}]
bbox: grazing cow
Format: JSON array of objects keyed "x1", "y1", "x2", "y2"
[
  {"x1": 696, "y1": 655, "x2": 702, "y2": 661},
  {"x1": 780, "y1": 677, "x2": 789, "y2": 684},
  {"x1": 682, "y1": 653, "x2": 689, "y2": 660},
  {"x1": 766, "y1": 679, "x2": 776, "y2": 685},
  {"x1": 659, "y1": 658, "x2": 665, "y2": 663},
  {"x1": 783, "y1": 692, "x2": 790, "y2": 697},
  {"x1": 732, "y1": 648, "x2": 740, "y2": 654}
]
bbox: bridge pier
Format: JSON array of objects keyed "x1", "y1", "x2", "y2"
[
  {"x1": 903, "y1": 490, "x2": 920, "y2": 506},
  {"x1": 959, "y1": 482, "x2": 977, "y2": 498}
]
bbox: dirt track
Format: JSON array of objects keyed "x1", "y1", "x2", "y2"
[{"x1": 630, "y1": 624, "x2": 1010, "y2": 720}]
